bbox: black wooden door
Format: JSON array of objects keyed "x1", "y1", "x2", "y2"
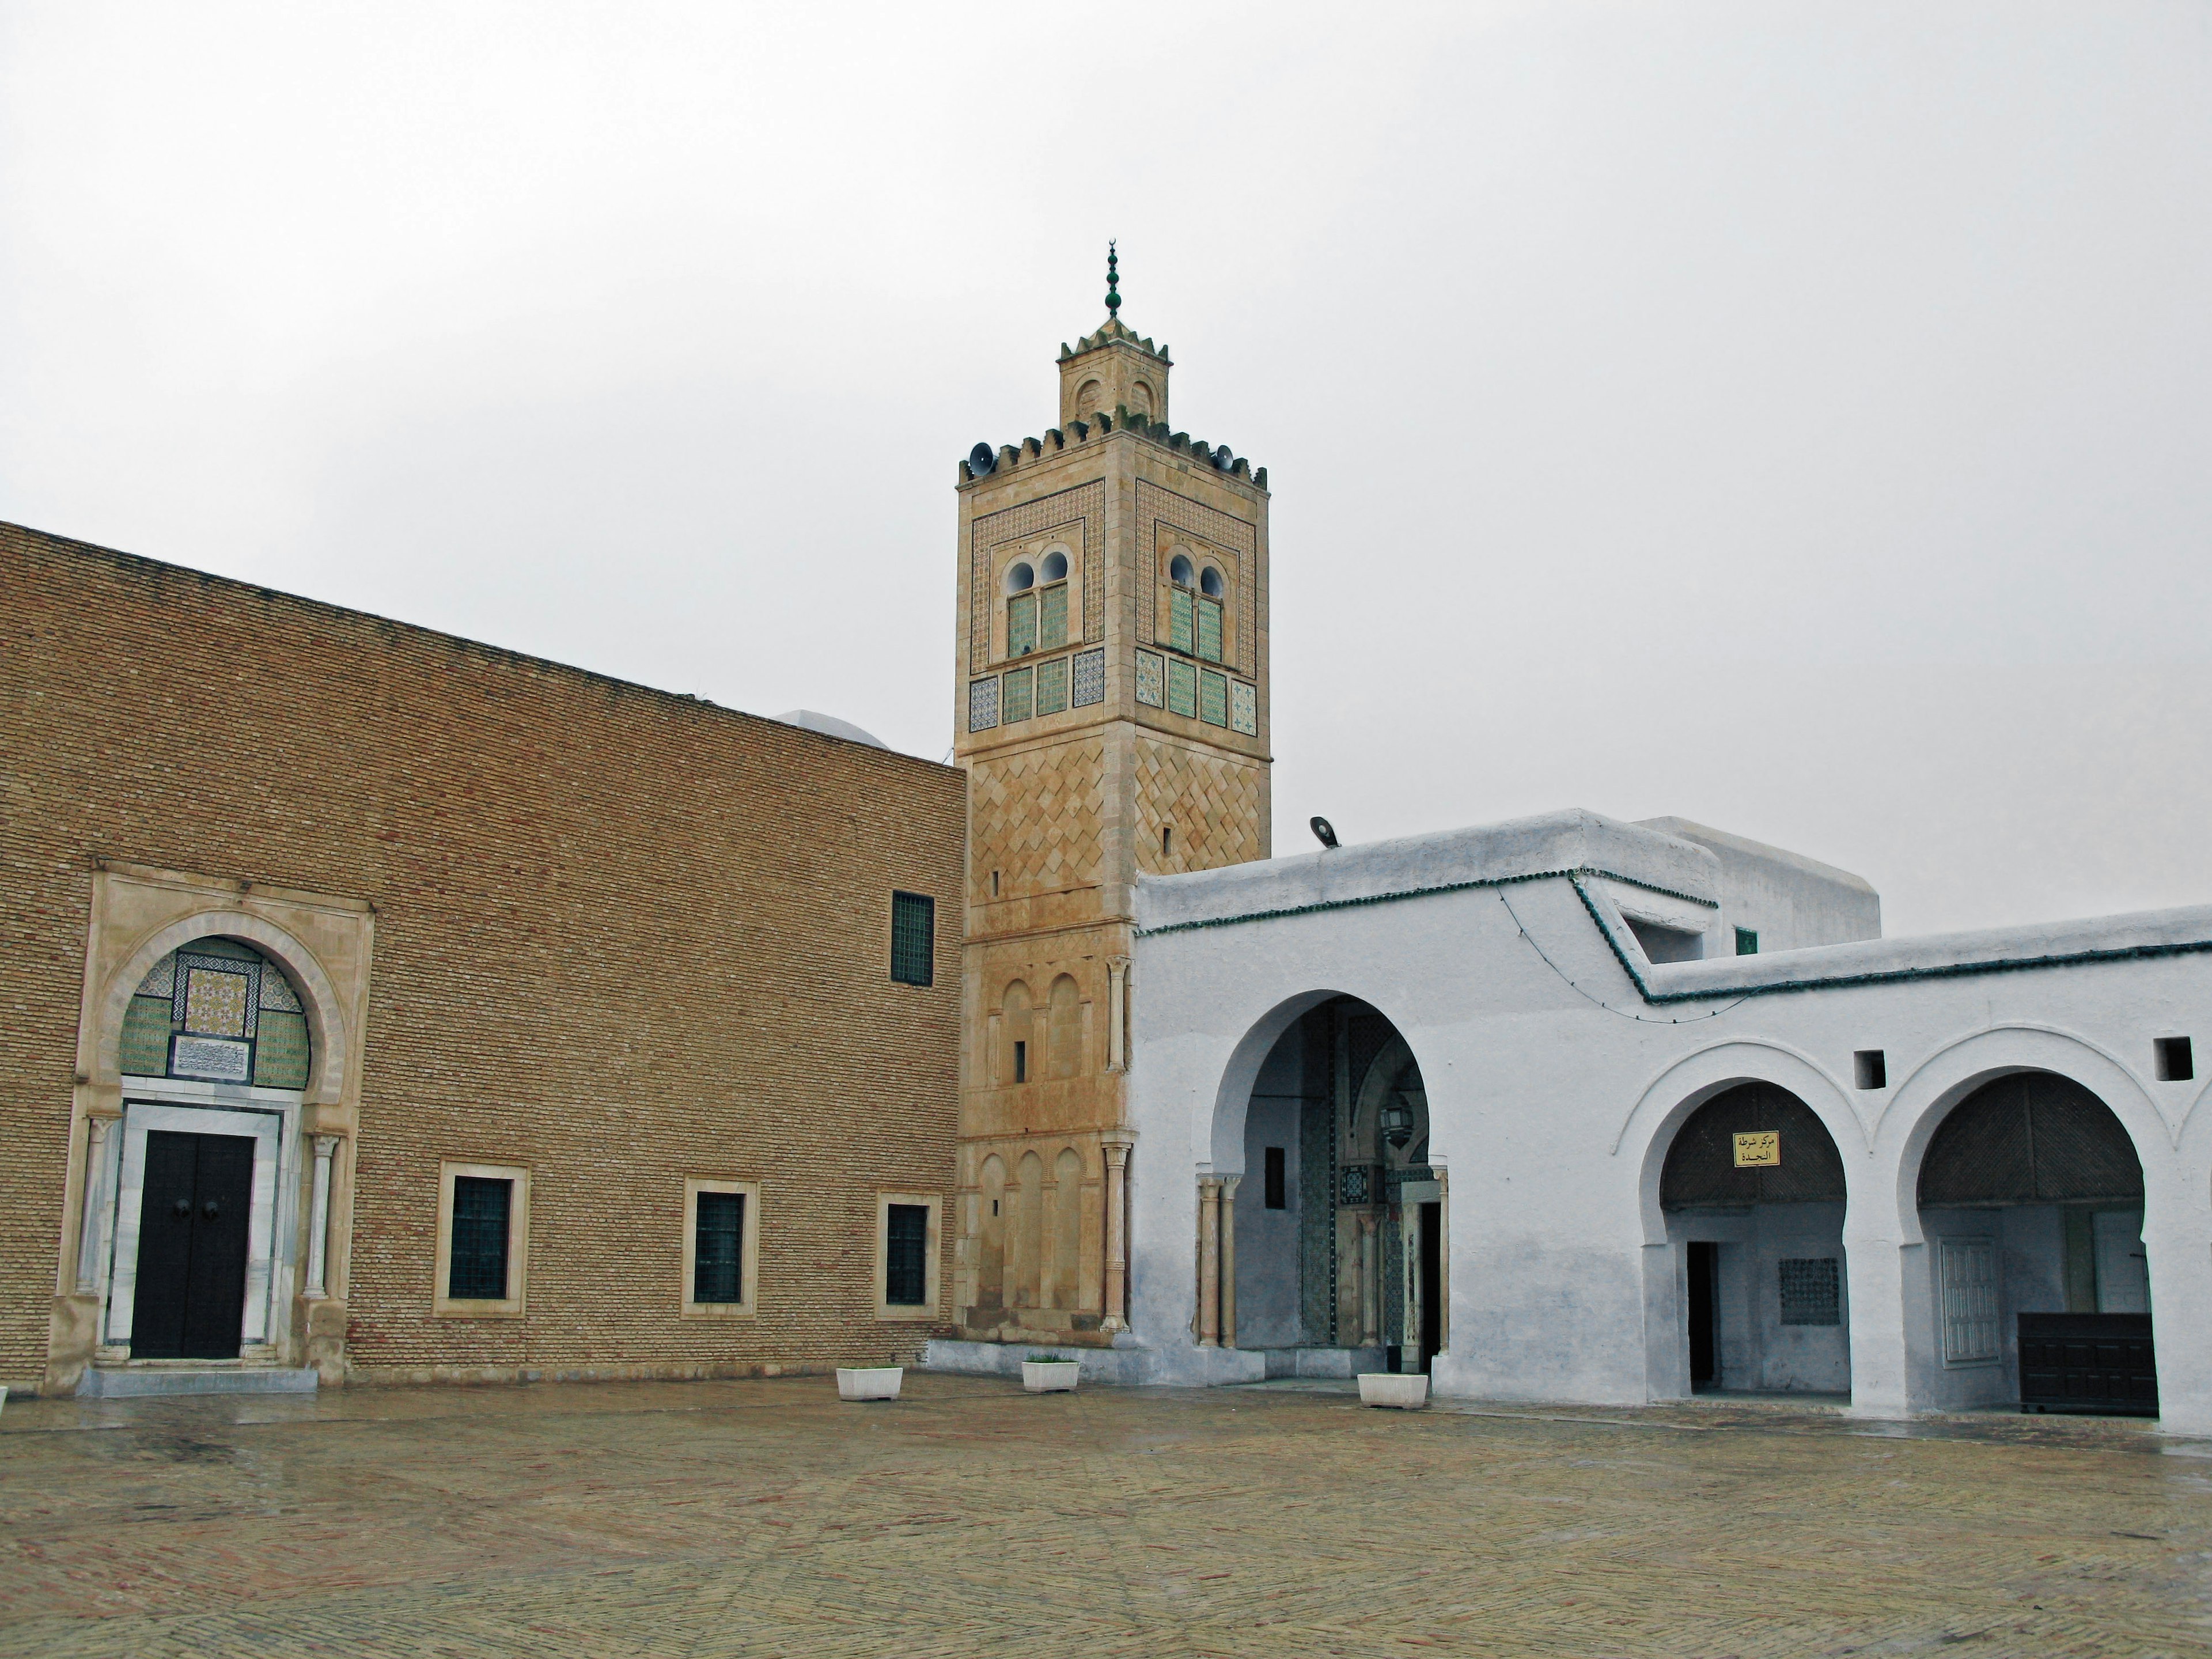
[
  {"x1": 132, "y1": 1131, "x2": 255, "y2": 1359},
  {"x1": 1418, "y1": 1202, "x2": 1442, "y2": 1374},
  {"x1": 1688, "y1": 1241, "x2": 1718, "y2": 1386}
]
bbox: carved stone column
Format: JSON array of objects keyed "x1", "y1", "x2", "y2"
[
  {"x1": 1101, "y1": 1136, "x2": 1133, "y2": 1333},
  {"x1": 1220, "y1": 1174, "x2": 1241, "y2": 1349},
  {"x1": 1357, "y1": 1211, "x2": 1382, "y2": 1347},
  {"x1": 305, "y1": 1134, "x2": 340, "y2": 1300},
  {"x1": 74, "y1": 1115, "x2": 115, "y2": 1290},
  {"x1": 1196, "y1": 1176, "x2": 1224, "y2": 1346},
  {"x1": 1106, "y1": 957, "x2": 1130, "y2": 1071}
]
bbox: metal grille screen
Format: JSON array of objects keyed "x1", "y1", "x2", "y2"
[
  {"x1": 449, "y1": 1177, "x2": 512, "y2": 1300},
  {"x1": 890, "y1": 893, "x2": 935, "y2": 987},
  {"x1": 1919, "y1": 1073, "x2": 2142, "y2": 1205},
  {"x1": 1778, "y1": 1257, "x2": 1841, "y2": 1325}
]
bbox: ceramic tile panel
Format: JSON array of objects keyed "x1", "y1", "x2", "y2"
[
  {"x1": 1230, "y1": 679, "x2": 1257, "y2": 736},
  {"x1": 1040, "y1": 584, "x2": 1068, "y2": 651},
  {"x1": 1035, "y1": 656, "x2": 1069, "y2": 717},
  {"x1": 1072, "y1": 648, "x2": 1106, "y2": 707},
  {"x1": 1166, "y1": 658, "x2": 1196, "y2": 719},
  {"x1": 969, "y1": 482, "x2": 1104, "y2": 669},
  {"x1": 1003, "y1": 666, "x2": 1033, "y2": 724},
  {"x1": 1135, "y1": 650, "x2": 1164, "y2": 709},
  {"x1": 968, "y1": 677, "x2": 999, "y2": 732},
  {"x1": 1199, "y1": 669, "x2": 1228, "y2": 728}
]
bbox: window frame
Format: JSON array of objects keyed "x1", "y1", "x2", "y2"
[
  {"x1": 681, "y1": 1177, "x2": 760, "y2": 1319},
  {"x1": 874, "y1": 1191, "x2": 943, "y2": 1321},
  {"x1": 433, "y1": 1160, "x2": 530, "y2": 1318}
]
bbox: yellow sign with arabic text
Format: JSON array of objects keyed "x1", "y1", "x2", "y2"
[{"x1": 1733, "y1": 1131, "x2": 1780, "y2": 1168}]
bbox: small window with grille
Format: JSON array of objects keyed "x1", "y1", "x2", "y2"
[
  {"x1": 683, "y1": 1179, "x2": 758, "y2": 1316},
  {"x1": 876, "y1": 1193, "x2": 941, "y2": 1320},
  {"x1": 891, "y1": 892, "x2": 934, "y2": 986},
  {"x1": 434, "y1": 1161, "x2": 529, "y2": 1317},
  {"x1": 1777, "y1": 1257, "x2": 1840, "y2": 1325}
]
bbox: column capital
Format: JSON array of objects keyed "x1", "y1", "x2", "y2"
[{"x1": 311, "y1": 1132, "x2": 344, "y2": 1158}]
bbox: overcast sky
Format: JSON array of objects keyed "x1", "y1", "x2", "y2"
[{"x1": 5, "y1": 3, "x2": 2208, "y2": 938}]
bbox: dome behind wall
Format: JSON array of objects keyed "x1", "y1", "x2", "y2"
[{"x1": 772, "y1": 710, "x2": 888, "y2": 750}]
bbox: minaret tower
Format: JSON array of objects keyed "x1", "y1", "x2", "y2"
[{"x1": 949, "y1": 249, "x2": 1271, "y2": 1346}]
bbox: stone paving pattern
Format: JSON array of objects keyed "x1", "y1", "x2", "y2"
[{"x1": 2, "y1": 1375, "x2": 2210, "y2": 1656}]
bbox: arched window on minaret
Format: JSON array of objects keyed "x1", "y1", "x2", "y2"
[
  {"x1": 1004, "y1": 550, "x2": 1071, "y2": 660},
  {"x1": 1166, "y1": 551, "x2": 1226, "y2": 665}
]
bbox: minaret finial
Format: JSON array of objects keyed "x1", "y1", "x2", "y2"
[{"x1": 1105, "y1": 240, "x2": 1120, "y2": 319}]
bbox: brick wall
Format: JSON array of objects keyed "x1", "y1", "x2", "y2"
[{"x1": 0, "y1": 521, "x2": 964, "y2": 1383}]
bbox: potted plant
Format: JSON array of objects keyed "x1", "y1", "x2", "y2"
[
  {"x1": 1021, "y1": 1353, "x2": 1082, "y2": 1393},
  {"x1": 1357, "y1": 1371, "x2": 1429, "y2": 1410},
  {"x1": 836, "y1": 1361, "x2": 905, "y2": 1402}
]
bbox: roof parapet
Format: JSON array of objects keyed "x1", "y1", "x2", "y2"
[{"x1": 960, "y1": 405, "x2": 1263, "y2": 490}]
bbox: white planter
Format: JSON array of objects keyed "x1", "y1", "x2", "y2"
[
  {"x1": 0, "y1": 1384, "x2": 8, "y2": 1414},
  {"x1": 1358, "y1": 1372, "x2": 1429, "y2": 1410},
  {"x1": 836, "y1": 1366, "x2": 904, "y2": 1402},
  {"x1": 1022, "y1": 1360, "x2": 1081, "y2": 1393}
]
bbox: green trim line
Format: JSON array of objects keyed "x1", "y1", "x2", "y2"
[
  {"x1": 1136, "y1": 866, "x2": 1717, "y2": 939},
  {"x1": 1569, "y1": 876, "x2": 2212, "y2": 1003}
]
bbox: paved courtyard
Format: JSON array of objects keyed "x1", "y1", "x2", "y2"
[{"x1": 2, "y1": 1373, "x2": 2210, "y2": 1657}]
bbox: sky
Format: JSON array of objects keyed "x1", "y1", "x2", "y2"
[{"x1": 3, "y1": 2, "x2": 2208, "y2": 938}]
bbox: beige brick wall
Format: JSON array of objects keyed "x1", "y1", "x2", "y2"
[{"x1": 0, "y1": 521, "x2": 965, "y2": 1385}]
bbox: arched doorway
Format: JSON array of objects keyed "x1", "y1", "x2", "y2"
[
  {"x1": 1224, "y1": 996, "x2": 1442, "y2": 1376},
  {"x1": 1915, "y1": 1071, "x2": 2153, "y2": 1415},
  {"x1": 98, "y1": 937, "x2": 314, "y2": 1361},
  {"x1": 1661, "y1": 1083, "x2": 1850, "y2": 1397}
]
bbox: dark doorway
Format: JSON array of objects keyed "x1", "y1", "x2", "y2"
[
  {"x1": 132, "y1": 1130, "x2": 254, "y2": 1359},
  {"x1": 1687, "y1": 1240, "x2": 1718, "y2": 1388},
  {"x1": 1418, "y1": 1201, "x2": 1442, "y2": 1374}
]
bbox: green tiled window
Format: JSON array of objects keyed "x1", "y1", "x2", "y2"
[
  {"x1": 1199, "y1": 669, "x2": 1228, "y2": 727},
  {"x1": 118, "y1": 996, "x2": 172, "y2": 1076},
  {"x1": 1035, "y1": 656, "x2": 1069, "y2": 716},
  {"x1": 1736, "y1": 927, "x2": 1759, "y2": 956},
  {"x1": 1166, "y1": 658, "x2": 1198, "y2": 718},
  {"x1": 891, "y1": 891, "x2": 935, "y2": 986},
  {"x1": 1003, "y1": 665, "x2": 1033, "y2": 722},
  {"x1": 1007, "y1": 591, "x2": 1038, "y2": 657},
  {"x1": 1039, "y1": 583, "x2": 1068, "y2": 650},
  {"x1": 1196, "y1": 596, "x2": 1223, "y2": 662},
  {"x1": 1169, "y1": 588, "x2": 1193, "y2": 654}
]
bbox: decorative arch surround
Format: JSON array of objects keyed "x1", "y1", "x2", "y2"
[
  {"x1": 51, "y1": 862, "x2": 376, "y2": 1396},
  {"x1": 1614, "y1": 1040, "x2": 1861, "y2": 1249},
  {"x1": 1874, "y1": 1025, "x2": 2168, "y2": 1248}
]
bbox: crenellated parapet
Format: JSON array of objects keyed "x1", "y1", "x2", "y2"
[
  {"x1": 1057, "y1": 319, "x2": 1172, "y2": 365},
  {"x1": 959, "y1": 408, "x2": 1265, "y2": 491}
]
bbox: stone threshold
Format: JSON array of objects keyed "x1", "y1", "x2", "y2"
[{"x1": 78, "y1": 1365, "x2": 319, "y2": 1399}]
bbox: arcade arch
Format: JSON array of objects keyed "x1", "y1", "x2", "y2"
[
  {"x1": 1660, "y1": 1082, "x2": 1851, "y2": 1396},
  {"x1": 1912, "y1": 1070, "x2": 2153, "y2": 1414},
  {"x1": 1209, "y1": 995, "x2": 1444, "y2": 1375}
]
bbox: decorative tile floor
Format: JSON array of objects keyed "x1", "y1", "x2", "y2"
[{"x1": 2, "y1": 1374, "x2": 2209, "y2": 1656}]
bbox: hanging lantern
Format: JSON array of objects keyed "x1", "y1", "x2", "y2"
[{"x1": 1380, "y1": 1090, "x2": 1417, "y2": 1150}]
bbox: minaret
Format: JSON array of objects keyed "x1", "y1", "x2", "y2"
[{"x1": 949, "y1": 249, "x2": 1271, "y2": 1346}]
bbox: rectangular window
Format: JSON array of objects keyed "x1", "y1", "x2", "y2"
[
  {"x1": 1854, "y1": 1049, "x2": 1887, "y2": 1090},
  {"x1": 681, "y1": 1179, "x2": 759, "y2": 1317},
  {"x1": 1264, "y1": 1146, "x2": 1286, "y2": 1210},
  {"x1": 449, "y1": 1177, "x2": 512, "y2": 1300},
  {"x1": 1169, "y1": 587, "x2": 1194, "y2": 654},
  {"x1": 1777, "y1": 1257, "x2": 1840, "y2": 1325},
  {"x1": 434, "y1": 1161, "x2": 529, "y2": 1317},
  {"x1": 1166, "y1": 657, "x2": 1197, "y2": 718},
  {"x1": 1002, "y1": 665, "x2": 1033, "y2": 723},
  {"x1": 1734, "y1": 927, "x2": 1759, "y2": 956},
  {"x1": 1938, "y1": 1236, "x2": 1999, "y2": 1365},
  {"x1": 1035, "y1": 655, "x2": 1069, "y2": 717},
  {"x1": 876, "y1": 1192, "x2": 942, "y2": 1320},
  {"x1": 1039, "y1": 583, "x2": 1068, "y2": 650},
  {"x1": 1199, "y1": 669, "x2": 1228, "y2": 727},
  {"x1": 1013, "y1": 1040, "x2": 1027, "y2": 1083},
  {"x1": 2156, "y1": 1036, "x2": 2194, "y2": 1081},
  {"x1": 1007, "y1": 590, "x2": 1038, "y2": 657},
  {"x1": 694, "y1": 1191, "x2": 744, "y2": 1304},
  {"x1": 1196, "y1": 595, "x2": 1223, "y2": 662},
  {"x1": 890, "y1": 892, "x2": 934, "y2": 987}
]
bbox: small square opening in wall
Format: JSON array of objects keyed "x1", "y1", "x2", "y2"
[
  {"x1": 1734, "y1": 927, "x2": 1759, "y2": 956},
  {"x1": 2156, "y1": 1036, "x2": 2194, "y2": 1082},
  {"x1": 1264, "y1": 1146, "x2": 1286, "y2": 1209},
  {"x1": 1854, "y1": 1050, "x2": 1887, "y2": 1090}
]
